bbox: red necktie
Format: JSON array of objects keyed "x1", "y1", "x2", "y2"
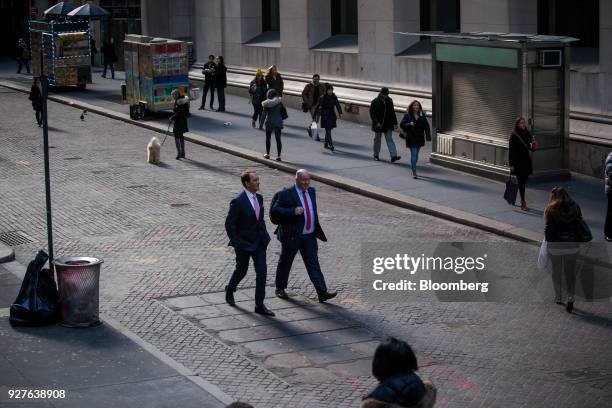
[{"x1": 302, "y1": 190, "x2": 311, "y2": 230}]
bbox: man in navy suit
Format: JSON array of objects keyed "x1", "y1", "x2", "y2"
[
  {"x1": 225, "y1": 170, "x2": 274, "y2": 316},
  {"x1": 271, "y1": 169, "x2": 337, "y2": 303}
]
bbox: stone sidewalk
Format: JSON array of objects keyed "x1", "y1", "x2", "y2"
[
  {"x1": 0, "y1": 60, "x2": 608, "y2": 243},
  {"x1": 1, "y1": 81, "x2": 611, "y2": 407},
  {"x1": 0, "y1": 263, "x2": 229, "y2": 408}
]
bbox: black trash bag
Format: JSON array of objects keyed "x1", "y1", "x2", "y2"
[{"x1": 9, "y1": 250, "x2": 59, "y2": 327}]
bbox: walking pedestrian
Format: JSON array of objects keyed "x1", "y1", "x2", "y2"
[
  {"x1": 224, "y1": 170, "x2": 274, "y2": 316},
  {"x1": 301, "y1": 74, "x2": 325, "y2": 140},
  {"x1": 604, "y1": 152, "x2": 612, "y2": 241},
  {"x1": 214, "y1": 56, "x2": 227, "y2": 112},
  {"x1": 271, "y1": 169, "x2": 338, "y2": 303},
  {"x1": 28, "y1": 78, "x2": 43, "y2": 127},
  {"x1": 509, "y1": 117, "x2": 535, "y2": 211},
  {"x1": 361, "y1": 337, "x2": 437, "y2": 408},
  {"x1": 199, "y1": 55, "x2": 216, "y2": 110},
  {"x1": 400, "y1": 100, "x2": 431, "y2": 179},
  {"x1": 316, "y1": 83, "x2": 342, "y2": 152},
  {"x1": 544, "y1": 187, "x2": 583, "y2": 313},
  {"x1": 249, "y1": 69, "x2": 267, "y2": 129},
  {"x1": 261, "y1": 89, "x2": 284, "y2": 161},
  {"x1": 170, "y1": 89, "x2": 189, "y2": 160},
  {"x1": 16, "y1": 38, "x2": 30, "y2": 74},
  {"x1": 101, "y1": 39, "x2": 116, "y2": 79},
  {"x1": 369, "y1": 87, "x2": 401, "y2": 163},
  {"x1": 265, "y1": 65, "x2": 284, "y2": 96}
]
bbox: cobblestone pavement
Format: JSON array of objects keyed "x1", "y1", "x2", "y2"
[{"x1": 1, "y1": 89, "x2": 611, "y2": 407}]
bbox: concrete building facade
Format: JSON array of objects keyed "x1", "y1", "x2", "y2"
[{"x1": 143, "y1": 0, "x2": 612, "y2": 177}]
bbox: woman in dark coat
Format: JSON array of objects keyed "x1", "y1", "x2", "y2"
[
  {"x1": 604, "y1": 152, "x2": 612, "y2": 241},
  {"x1": 249, "y1": 69, "x2": 267, "y2": 129},
  {"x1": 316, "y1": 83, "x2": 342, "y2": 151},
  {"x1": 544, "y1": 187, "x2": 583, "y2": 313},
  {"x1": 28, "y1": 78, "x2": 43, "y2": 126},
  {"x1": 361, "y1": 337, "x2": 436, "y2": 408},
  {"x1": 170, "y1": 89, "x2": 190, "y2": 160},
  {"x1": 400, "y1": 100, "x2": 430, "y2": 179},
  {"x1": 265, "y1": 65, "x2": 284, "y2": 96},
  {"x1": 214, "y1": 56, "x2": 227, "y2": 112},
  {"x1": 261, "y1": 89, "x2": 284, "y2": 161},
  {"x1": 508, "y1": 117, "x2": 535, "y2": 211}
]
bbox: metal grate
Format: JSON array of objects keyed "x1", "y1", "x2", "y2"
[{"x1": 0, "y1": 231, "x2": 34, "y2": 247}]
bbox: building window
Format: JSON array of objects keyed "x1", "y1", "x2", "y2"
[
  {"x1": 538, "y1": 0, "x2": 598, "y2": 48},
  {"x1": 331, "y1": 0, "x2": 358, "y2": 35},
  {"x1": 262, "y1": 0, "x2": 280, "y2": 32},
  {"x1": 420, "y1": 0, "x2": 460, "y2": 32}
]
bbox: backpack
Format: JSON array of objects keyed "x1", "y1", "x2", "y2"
[{"x1": 269, "y1": 191, "x2": 281, "y2": 225}]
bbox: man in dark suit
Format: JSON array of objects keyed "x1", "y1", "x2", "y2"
[
  {"x1": 271, "y1": 169, "x2": 337, "y2": 303},
  {"x1": 225, "y1": 170, "x2": 274, "y2": 316}
]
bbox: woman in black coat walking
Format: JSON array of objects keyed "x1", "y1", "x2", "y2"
[
  {"x1": 170, "y1": 89, "x2": 190, "y2": 159},
  {"x1": 400, "y1": 100, "x2": 430, "y2": 179},
  {"x1": 508, "y1": 117, "x2": 535, "y2": 211},
  {"x1": 265, "y1": 65, "x2": 284, "y2": 96},
  {"x1": 316, "y1": 84, "x2": 342, "y2": 151},
  {"x1": 214, "y1": 56, "x2": 227, "y2": 112},
  {"x1": 28, "y1": 78, "x2": 43, "y2": 126},
  {"x1": 249, "y1": 69, "x2": 267, "y2": 129}
]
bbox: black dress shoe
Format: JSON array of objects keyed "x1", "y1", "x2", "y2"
[
  {"x1": 566, "y1": 301, "x2": 574, "y2": 313},
  {"x1": 317, "y1": 291, "x2": 338, "y2": 303},
  {"x1": 391, "y1": 155, "x2": 401, "y2": 163},
  {"x1": 254, "y1": 305, "x2": 275, "y2": 316},
  {"x1": 225, "y1": 286, "x2": 236, "y2": 306},
  {"x1": 275, "y1": 289, "x2": 289, "y2": 299}
]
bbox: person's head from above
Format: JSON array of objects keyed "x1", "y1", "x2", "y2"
[
  {"x1": 208, "y1": 54, "x2": 215, "y2": 62},
  {"x1": 241, "y1": 170, "x2": 260, "y2": 193},
  {"x1": 268, "y1": 64, "x2": 278, "y2": 76},
  {"x1": 225, "y1": 402, "x2": 254, "y2": 408},
  {"x1": 312, "y1": 73, "x2": 320, "y2": 86},
  {"x1": 545, "y1": 186, "x2": 576, "y2": 219},
  {"x1": 295, "y1": 169, "x2": 311, "y2": 191},
  {"x1": 266, "y1": 88, "x2": 278, "y2": 100},
  {"x1": 409, "y1": 100, "x2": 423, "y2": 115},
  {"x1": 171, "y1": 89, "x2": 182, "y2": 100},
  {"x1": 514, "y1": 117, "x2": 527, "y2": 131},
  {"x1": 255, "y1": 68, "x2": 264, "y2": 78},
  {"x1": 216, "y1": 55, "x2": 224, "y2": 64},
  {"x1": 380, "y1": 87, "x2": 390, "y2": 99},
  {"x1": 325, "y1": 83, "x2": 334, "y2": 95},
  {"x1": 372, "y1": 336, "x2": 418, "y2": 381}
]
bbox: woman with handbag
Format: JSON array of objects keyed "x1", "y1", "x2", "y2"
[
  {"x1": 508, "y1": 117, "x2": 535, "y2": 211},
  {"x1": 261, "y1": 89, "x2": 284, "y2": 161},
  {"x1": 249, "y1": 69, "x2": 267, "y2": 129},
  {"x1": 400, "y1": 100, "x2": 431, "y2": 179},
  {"x1": 544, "y1": 187, "x2": 588, "y2": 313}
]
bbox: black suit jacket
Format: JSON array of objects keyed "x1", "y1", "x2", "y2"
[
  {"x1": 271, "y1": 186, "x2": 327, "y2": 248},
  {"x1": 225, "y1": 191, "x2": 271, "y2": 252}
]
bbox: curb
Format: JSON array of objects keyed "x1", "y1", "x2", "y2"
[
  {"x1": 1, "y1": 80, "x2": 541, "y2": 244},
  {"x1": 0, "y1": 242, "x2": 15, "y2": 264}
]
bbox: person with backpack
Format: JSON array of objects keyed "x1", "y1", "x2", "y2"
[
  {"x1": 28, "y1": 78, "x2": 43, "y2": 127},
  {"x1": 369, "y1": 87, "x2": 401, "y2": 163},
  {"x1": 316, "y1": 83, "x2": 342, "y2": 151}
]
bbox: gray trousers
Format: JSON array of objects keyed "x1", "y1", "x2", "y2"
[{"x1": 373, "y1": 130, "x2": 397, "y2": 157}]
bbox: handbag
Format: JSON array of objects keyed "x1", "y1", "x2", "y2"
[
  {"x1": 503, "y1": 175, "x2": 518, "y2": 205},
  {"x1": 280, "y1": 104, "x2": 288, "y2": 120},
  {"x1": 576, "y1": 218, "x2": 593, "y2": 242},
  {"x1": 537, "y1": 239, "x2": 549, "y2": 271}
]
